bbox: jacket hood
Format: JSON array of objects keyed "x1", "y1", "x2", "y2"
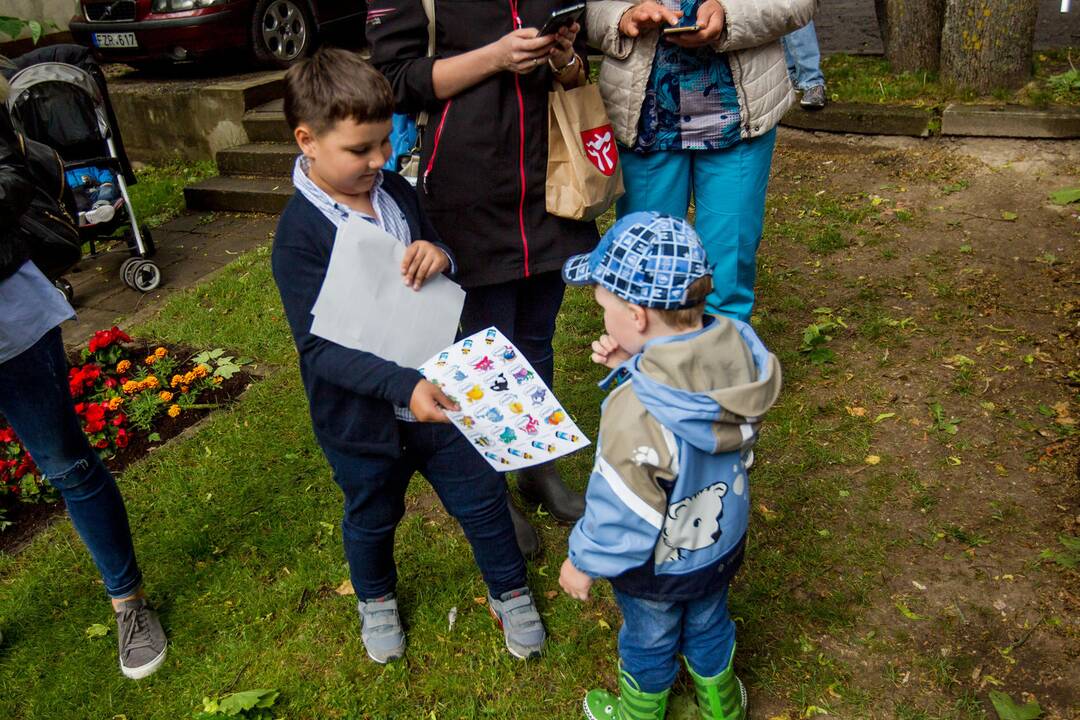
[{"x1": 609, "y1": 316, "x2": 782, "y2": 454}]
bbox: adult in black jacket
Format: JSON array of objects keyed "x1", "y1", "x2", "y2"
[
  {"x1": 0, "y1": 79, "x2": 167, "y2": 679},
  {"x1": 369, "y1": 0, "x2": 600, "y2": 527}
]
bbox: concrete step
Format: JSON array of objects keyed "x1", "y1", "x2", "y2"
[
  {"x1": 184, "y1": 175, "x2": 294, "y2": 214},
  {"x1": 244, "y1": 98, "x2": 292, "y2": 143},
  {"x1": 217, "y1": 142, "x2": 297, "y2": 177}
]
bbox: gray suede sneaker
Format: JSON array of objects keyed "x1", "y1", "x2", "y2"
[
  {"x1": 800, "y1": 84, "x2": 827, "y2": 110},
  {"x1": 115, "y1": 597, "x2": 168, "y2": 679},
  {"x1": 357, "y1": 594, "x2": 406, "y2": 664},
  {"x1": 488, "y1": 587, "x2": 546, "y2": 659}
]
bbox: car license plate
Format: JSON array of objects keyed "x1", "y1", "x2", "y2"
[{"x1": 93, "y1": 32, "x2": 138, "y2": 49}]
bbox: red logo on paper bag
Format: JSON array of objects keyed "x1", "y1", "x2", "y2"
[{"x1": 580, "y1": 125, "x2": 618, "y2": 177}]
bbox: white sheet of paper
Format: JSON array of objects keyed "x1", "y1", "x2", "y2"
[
  {"x1": 310, "y1": 215, "x2": 465, "y2": 369},
  {"x1": 419, "y1": 327, "x2": 591, "y2": 471}
]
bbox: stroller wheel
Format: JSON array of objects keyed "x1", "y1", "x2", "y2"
[
  {"x1": 53, "y1": 278, "x2": 74, "y2": 302},
  {"x1": 129, "y1": 260, "x2": 162, "y2": 293},
  {"x1": 120, "y1": 257, "x2": 141, "y2": 287}
]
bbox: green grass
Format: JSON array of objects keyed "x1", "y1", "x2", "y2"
[
  {"x1": 0, "y1": 205, "x2": 903, "y2": 717},
  {"x1": 126, "y1": 160, "x2": 217, "y2": 229},
  {"x1": 823, "y1": 49, "x2": 1080, "y2": 107}
]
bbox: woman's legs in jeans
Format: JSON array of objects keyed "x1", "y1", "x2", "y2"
[{"x1": 0, "y1": 327, "x2": 142, "y2": 598}]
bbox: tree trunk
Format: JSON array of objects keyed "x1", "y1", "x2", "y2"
[
  {"x1": 940, "y1": 0, "x2": 1039, "y2": 92},
  {"x1": 877, "y1": 0, "x2": 946, "y2": 73}
]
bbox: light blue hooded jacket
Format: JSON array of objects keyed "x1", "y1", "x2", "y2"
[{"x1": 568, "y1": 316, "x2": 782, "y2": 600}]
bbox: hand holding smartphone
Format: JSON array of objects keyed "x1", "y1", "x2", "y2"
[
  {"x1": 662, "y1": 24, "x2": 701, "y2": 34},
  {"x1": 538, "y1": 2, "x2": 586, "y2": 36}
]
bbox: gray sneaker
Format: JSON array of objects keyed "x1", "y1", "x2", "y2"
[
  {"x1": 357, "y1": 594, "x2": 406, "y2": 664},
  {"x1": 800, "y1": 84, "x2": 827, "y2": 110},
  {"x1": 115, "y1": 597, "x2": 168, "y2": 679},
  {"x1": 488, "y1": 587, "x2": 546, "y2": 659}
]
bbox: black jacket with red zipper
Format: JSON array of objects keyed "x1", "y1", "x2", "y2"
[{"x1": 368, "y1": 0, "x2": 599, "y2": 289}]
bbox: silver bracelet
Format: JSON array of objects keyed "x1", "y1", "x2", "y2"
[{"x1": 549, "y1": 53, "x2": 579, "y2": 75}]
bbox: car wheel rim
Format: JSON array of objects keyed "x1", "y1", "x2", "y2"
[{"x1": 261, "y1": 0, "x2": 307, "y2": 62}]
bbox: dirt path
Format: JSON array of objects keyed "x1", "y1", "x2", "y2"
[{"x1": 755, "y1": 128, "x2": 1078, "y2": 719}]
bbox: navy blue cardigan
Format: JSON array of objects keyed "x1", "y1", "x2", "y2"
[{"x1": 271, "y1": 170, "x2": 456, "y2": 458}]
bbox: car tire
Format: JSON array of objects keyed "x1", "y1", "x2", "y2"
[{"x1": 251, "y1": 0, "x2": 317, "y2": 67}]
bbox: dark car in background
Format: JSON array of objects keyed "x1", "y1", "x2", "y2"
[{"x1": 69, "y1": 0, "x2": 365, "y2": 69}]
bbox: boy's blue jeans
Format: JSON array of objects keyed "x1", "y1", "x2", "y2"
[
  {"x1": 617, "y1": 130, "x2": 777, "y2": 322},
  {"x1": 614, "y1": 586, "x2": 736, "y2": 693},
  {"x1": 782, "y1": 20, "x2": 825, "y2": 91},
  {"x1": 0, "y1": 327, "x2": 142, "y2": 598},
  {"x1": 322, "y1": 422, "x2": 527, "y2": 600}
]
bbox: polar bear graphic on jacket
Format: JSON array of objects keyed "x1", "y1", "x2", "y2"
[{"x1": 655, "y1": 482, "x2": 728, "y2": 564}]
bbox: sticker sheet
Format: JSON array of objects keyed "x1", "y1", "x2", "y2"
[{"x1": 419, "y1": 327, "x2": 591, "y2": 471}]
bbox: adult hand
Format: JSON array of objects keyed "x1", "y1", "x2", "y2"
[
  {"x1": 401, "y1": 240, "x2": 450, "y2": 290},
  {"x1": 559, "y1": 557, "x2": 593, "y2": 601},
  {"x1": 548, "y1": 22, "x2": 580, "y2": 70},
  {"x1": 408, "y1": 379, "x2": 459, "y2": 423},
  {"x1": 618, "y1": 0, "x2": 682, "y2": 38},
  {"x1": 666, "y1": 0, "x2": 725, "y2": 48},
  {"x1": 590, "y1": 333, "x2": 631, "y2": 369},
  {"x1": 491, "y1": 28, "x2": 557, "y2": 74}
]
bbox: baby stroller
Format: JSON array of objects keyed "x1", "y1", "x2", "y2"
[{"x1": 3, "y1": 45, "x2": 160, "y2": 295}]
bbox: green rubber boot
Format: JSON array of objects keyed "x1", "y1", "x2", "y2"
[
  {"x1": 685, "y1": 645, "x2": 747, "y2": 720},
  {"x1": 583, "y1": 665, "x2": 671, "y2": 720}
]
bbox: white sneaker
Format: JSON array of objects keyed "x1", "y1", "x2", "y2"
[{"x1": 81, "y1": 201, "x2": 116, "y2": 226}]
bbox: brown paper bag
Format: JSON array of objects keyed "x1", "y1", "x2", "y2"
[{"x1": 546, "y1": 83, "x2": 624, "y2": 221}]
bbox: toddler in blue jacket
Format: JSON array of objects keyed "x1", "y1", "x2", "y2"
[
  {"x1": 558, "y1": 213, "x2": 782, "y2": 720},
  {"x1": 270, "y1": 48, "x2": 545, "y2": 664}
]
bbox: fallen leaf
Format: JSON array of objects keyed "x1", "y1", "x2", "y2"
[
  {"x1": 988, "y1": 689, "x2": 1042, "y2": 720},
  {"x1": 865, "y1": 455, "x2": 881, "y2": 465},
  {"x1": 1048, "y1": 186, "x2": 1080, "y2": 205},
  {"x1": 85, "y1": 623, "x2": 109, "y2": 638},
  {"x1": 1001, "y1": 211, "x2": 1018, "y2": 221},
  {"x1": 545, "y1": 590, "x2": 558, "y2": 600},
  {"x1": 912, "y1": 580, "x2": 927, "y2": 591},
  {"x1": 895, "y1": 600, "x2": 926, "y2": 621},
  {"x1": 335, "y1": 579, "x2": 354, "y2": 596},
  {"x1": 873, "y1": 413, "x2": 896, "y2": 423},
  {"x1": 845, "y1": 406, "x2": 867, "y2": 417},
  {"x1": 598, "y1": 618, "x2": 611, "y2": 630},
  {"x1": 474, "y1": 596, "x2": 487, "y2": 605}
]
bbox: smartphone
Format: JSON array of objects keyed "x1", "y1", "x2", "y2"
[
  {"x1": 537, "y1": 2, "x2": 586, "y2": 36},
  {"x1": 662, "y1": 24, "x2": 701, "y2": 34}
]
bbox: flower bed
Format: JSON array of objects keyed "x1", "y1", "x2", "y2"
[{"x1": 0, "y1": 327, "x2": 254, "y2": 550}]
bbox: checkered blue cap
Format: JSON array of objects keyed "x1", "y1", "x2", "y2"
[{"x1": 562, "y1": 212, "x2": 710, "y2": 309}]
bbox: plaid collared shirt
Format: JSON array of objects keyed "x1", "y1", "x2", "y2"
[{"x1": 293, "y1": 155, "x2": 431, "y2": 422}]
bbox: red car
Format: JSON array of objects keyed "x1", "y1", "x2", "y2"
[{"x1": 69, "y1": 0, "x2": 365, "y2": 68}]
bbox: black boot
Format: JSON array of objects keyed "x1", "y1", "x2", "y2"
[
  {"x1": 516, "y1": 462, "x2": 585, "y2": 523},
  {"x1": 507, "y1": 499, "x2": 540, "y2": 560}
]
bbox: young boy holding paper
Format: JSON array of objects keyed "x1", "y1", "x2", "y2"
[{"x1": 271, "y1": 47, "x2": 545, "y2": 664}]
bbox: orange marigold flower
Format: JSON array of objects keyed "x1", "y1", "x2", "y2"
[
  {"x1": 212, "y1": 376, "x2": 223, "y2": 385},
  {"x1": 154, "y1": 347, "x2": 168, "y2": 358},
  {"x1": 167, "y1": 404, "x2": 181, "y2": 418},
  {"x1": 158, "y1": 391, "x2": 173, "y2": 402},
  {"x1": 183, "y1": 371, "x2": 196, "y2": 384},
  {"x1": 144, "y1": 355, "x2": 157, "y2": 365},
  {"x1": 180, "y1": 385, "x2": 190, "y2": 394},
  {"x1": 116, "y1": 360, "x2": 131, "y2": 374},
  {"x1": 170, "y1": 374, "x2": 183, "y2": 387},
  {"x1": 108, "y1": 396, "x2": 125, "y2": 410},
  {"x1": 194, "y1": 364, "x2": 211, "y2": 379},
  {"x1": 122, "y1": 380, "x2": 140, "y2": 394},
  {"x1": 144, "y1": 376, "x2": 159, "y2": 389}
]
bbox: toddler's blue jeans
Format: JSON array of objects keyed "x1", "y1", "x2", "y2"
[
  {"x1": 613, "y1": 586, "x2": 736, "y2": 693},
  {"x1": 322, "y1": 422, "x2": 527, "y2": 600},
  {"x1": 617, "y1": 130, "x2": 777, "y2": 322},
  {"x1": 0, "y1": 327, "x2": 142, "y2": 598},
  {"x1": 783, "y1": 20, "x2": 826, "y2": 91}
]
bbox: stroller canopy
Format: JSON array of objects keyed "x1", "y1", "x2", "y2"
[{"x1": 6, "y1": 62, "x2": 112, "y2": 159}]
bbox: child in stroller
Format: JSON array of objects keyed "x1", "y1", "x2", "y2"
[{"x1": 3, "y1": 44, "x2": 159, "y2": 295}]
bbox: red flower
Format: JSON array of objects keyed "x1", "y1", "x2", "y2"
[
  {"x1": 84, "y1": 404, "x2": 106, "y2": 423},
  {"x1": 111, "y1": 413, "x2": 127, "y2": 427},
  {"x1": 114, "y1": 429, "x2": 129, "y2": 448},
  {"x1": 87, "y1": 326, "x2": 131, "y2": 354},
  {"x1": 104, "y1": 377, "x2": 117, "y2": 389},
  {"x1": 94, "y1": 438, "x2": 110, "y2": 449},
  {"x1": 85, "y1": 420, "x2": 106, "y2": 434},
  {"x1": 73, "y1": 403, "x2": 87, "y2": 415},
  {"x1": 0, "y1": 427, "x2": 16, "y2": 443}
]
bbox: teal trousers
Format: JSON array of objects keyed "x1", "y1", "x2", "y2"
[{"x1": 616, "y1": 128, "x2": 777, "y2": 321}]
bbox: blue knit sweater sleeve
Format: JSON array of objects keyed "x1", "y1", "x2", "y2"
[{"x1": 271, "y1": 195, "x2": 423, "y2": 406}]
